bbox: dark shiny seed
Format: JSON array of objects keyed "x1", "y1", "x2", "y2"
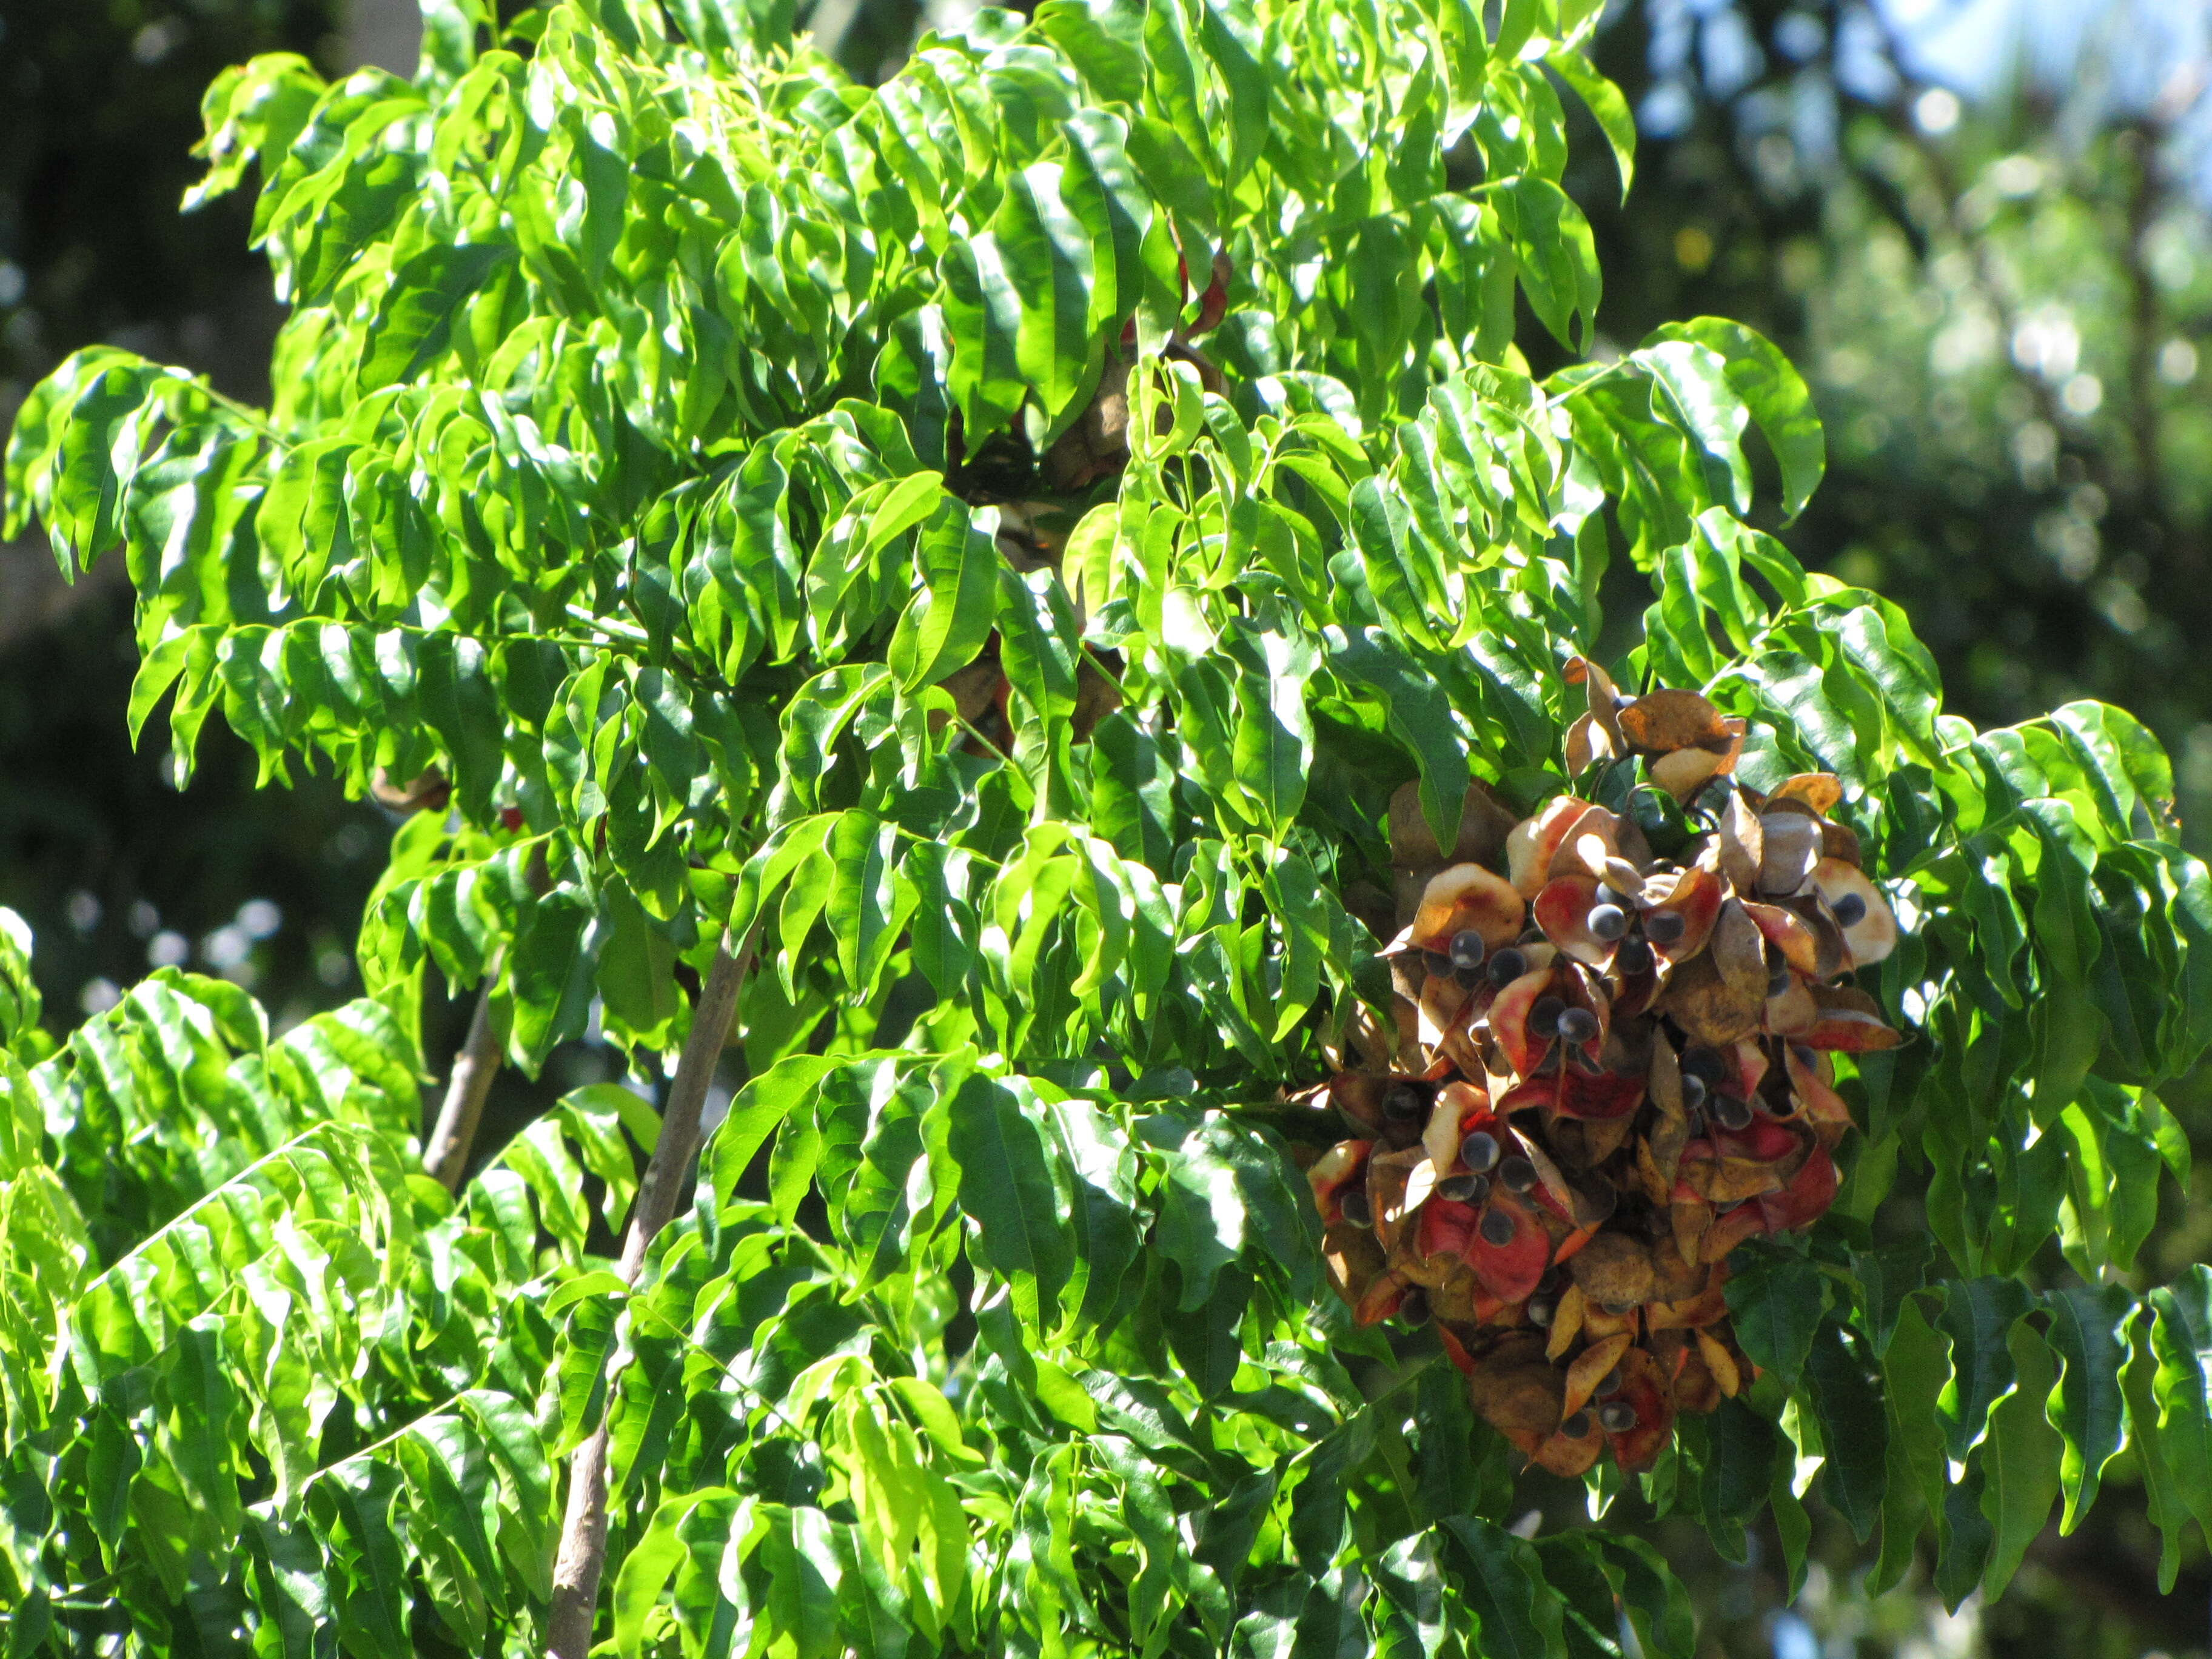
[
  {"x1": 1537, "y1": 1266, "x2": 1566, "y2": 1295},
  {"x1": 1601, "y1": 1298, "x2": 1637, "y2": 1315},
  {"x1": 1598, "y1": 1399, "x2": 1637, "y2": 1432},
  {"x1": 1383, "y1": 1084, "x2": 1426, "y2": 1121},
  {"x1": 1423, "y1": 950, "x2": 1455, "y2": 978},
  {"x1": 1615, "y1": 937, "x2": 1652, "y2": 975},
  {"x1": 1436, "y1": 1171, "x2": 1480, "y2": 1204},
  {"x1": 1500, "y1": 1155, "x2": 1538, "y2": 1193},
  {"x1": 1560, "y1": 1410, "x2": 1592, "y2": 1438},
  {"x1": 1557, "y1": 1007, "x2": 1600, "y2": 1045},
  {"x1": 1678, "y1": 1073, "x2": 1708, "y2": 1111},
  {"x1": 1487, "y1": 947, "x2": 1529, "y2": 985},
  {"x1": 1767, "y1": 962, "x2": 1792, "y2": 996},
  {"x1": 1791, "y1": 1044, "x2": 1817, "y2": 1067},
  {"x1": 1681, "y1": 1051, "x2": 1728, "y2": 1088},
  {"x1": 1713, "y1": 1095, "x2": 1754, "y2": 1131},
  {"x1": 1399, "y1": 1288, "x2": 1431, "y2": 1326},
  {"x1": 1587, "y1": 903, "x2": 1629, "y2": 940},
  {"x1": 1455, "y1": 965, "x2": 1486, "y2": 990},
  {"x1": 1338, "y1": 1188, "x2": 1373, "y2": 1228},
  {"x1": 1833, "y1": 893, "x2": 1868, "y2": 927},
  {"x1": 1480, "y1": 1207, "x2": 1516, "y2": 1247},
  {"x1": 1526, "y1": 1295, "x2": 1555, "y2": 1327},
  {"x1": 1528, "y1": 995, "x2": 1564, "y2": 1036},
  {"x1": 1595, "y1": 1366, "x2": 1624, "y2": 1397},
  {"x1": 1645, "y1": 908, "x2": 1686, "y2": 945},
  {"x1": 1598, "y1": 884, "x2": 1634, "y2": 909},
  {"x1": 1462, "y1": 1130, "x2": 1501, "y2": 1172},
  {"x1": 1449, "y1": 928, "x2": 1487, "y2": 970}
]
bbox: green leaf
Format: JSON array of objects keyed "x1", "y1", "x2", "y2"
[
  {"x1": 946, "y1": 1073, "x2": 1073, "y2": 1335},
  {"x1": 1978, "y1": 1319, "x2": 2062, "y2": 1599},
  {"x1": 358, "y1": 242, "x2": 514, "y2": 390}
]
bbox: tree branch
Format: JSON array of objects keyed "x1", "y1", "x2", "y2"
[
  {"x1": 543, "y1": 931, "x2": 756, "y2": 1658},
  {"x1": 423, "y1": 963, "x2": 501, "y2": 1192}
]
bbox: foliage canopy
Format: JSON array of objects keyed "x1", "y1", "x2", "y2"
[{"x1": 3, "y1": 0, "x2": 2211, "y2": 1654}]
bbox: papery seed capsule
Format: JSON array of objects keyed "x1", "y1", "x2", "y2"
[
  {"x1": 1790, "y1": 1043, "x2": 1817, "y2": 1068},
  {"x1": 1480, "y1": 1207, "x2": 1517, "y2": 1247},
  {"x1": 1645, "y1": 908, "x2": 1687, "y2": 945},
  {"x1": 1561, "y1": 1410, "x2": 1593, "y2": 1438},
  {"x1": 1338, "y1": 1188, "x2": 1373, "y2": 1228},
  {"x1": 1615, "y1": 937, "x2": 1652, "y2": 975},
  {"x1": 1399, "y1": 1288, "x2": 1431, "y2": 1326},
  {"x1": 1598, "y1": 1399, "x2": 1637, "y2": 1432},
  {"x1": 1556, "y1": 1007, "x2": 1600, "y2": 1045},
  {"x1": 1678, "y1": 1073, "x2": 1708, "y2": 1111},
  {"x1": 1526, "y1": 1295, "x2": 1556, "y2": 1327},
  {"x1": 1529, "y1": 995, "x2": 1564, "y2": 1036},
  {"x1": 1383, "y1": 1084, "x2": 1426, "y2": 1121},
  {"x1": 1455, "y1": 965, "x2": 1487, "y2": 990},
  {"x1": 1487, "y1": 947, "x2": 1529, "y2": 985},
  {"x1": 1438, "y1": 1171, "x2": 1489, "y2": 1205},
  {"x1": 1598, "y1": 884, "x2": 1634, "y2": 910},
  {"x1": 1424, "y1": 950, "x2": 1455, "y2": 978},
  {"x1": 1587, "y1": 903, "x2": 1629, "y2": 940},
  {"x1": 1462, "y1": 1130, "x2": 1502, "y2": 1172},
  {"x1": 1449, "y1": 928, "x2": 1487, "y2": 971},
  {"x1": 1499, "y1": 1155, "x2": 1538, "y2": 1193},
  {"x1": 1712, "y1": 1095, "x2": 1753, "y2": 1131},
  {"x1": 1832, "y1": 892, "x2": 1868, "y2": 927}
]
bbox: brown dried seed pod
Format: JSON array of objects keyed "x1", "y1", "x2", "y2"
[{"x1": 1565, "y1": 1232, "x2": 1657, "y2": 1309}]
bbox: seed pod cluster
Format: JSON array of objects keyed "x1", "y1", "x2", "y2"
[{"x1": 1310, "y1": 660, "x2": 1903, "y2": 1476}]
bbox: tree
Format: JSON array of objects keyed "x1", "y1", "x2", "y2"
[{"x1": 4, "y1": 1, "x2": 2210, "y2": 1654}]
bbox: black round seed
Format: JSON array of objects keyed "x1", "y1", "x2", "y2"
[
  {"x1": 1594, "y1": 1366, "x2": 1624, "y2": 1397},
  {"x1": 1791, "y1": 1043, "x2": 1817, "y2": 1068},
  {"x1": 1528, "y1": 995, "x2": 1564, "y2": 1037},
  {"x1": 1455, "y1": 964, "x2": 1486, "y2": 990},
  {"x1": 1382, "y1": 1083, "x2": 1426, "y2": 1122},
  {"x1": 1557, "y1": 1007, "x2": 1600, "y2": 1045},
  {"x1": 1561, "y1": 1410, "x2": 1592, "y2": 1438},
  {"x1": 1500, "y1": 1155, "x2": 1538, "y2": 1193},
  {"x1": 1587, "y1": 903, "x2": 1629, "y2": 941},
  {"x1": 1537, "y1": 1265, "x2": 1566, "y2": 1295},
  {"x1": 1597, "y1": 884, "x2": 1635, "y2": 909},
  {"x1": 1678, "y1": 1072, "x2": 1708, "y2": 1111},
  {"x1": 1480, "y1": 1207, "x2": 1517, "y2": 1247},
  {"x1": 1399, "y1": 1288, "x2": 1431, "y2": 1326},
  {"x1": 1526, "y1": 1295, "x2": 1555, "y2": 1327},
  {"x1": 1600, "y1": 1298, "x2": 1637, "y2": 1315},
  {"x1": 1832, "y1": 892, "x2": 1868, "y2": 927},
  {"x1": 1449, "y1": 928, "x2": 1487, "y2": 971},
  {"x1": 1615, "y1": 937, "x2": 1652, "y2": 975},
  {"x1": 1462, "y1": 1130, "x2": 1501, "y2": 1172},
  {"x1": 1598, "y1": 1399, "x2": 1637, "y2": 1433},
  {"x1": 1423, "y1": 950, "x2": 1455, "y2": 978},
  {"x1": 1681, "y1": 1050, "x2": 1728, "y2": 1088},
  {"x1": 1487, "y1": 947, "x2": 1529, "y2": 985},
  {"x1": 1645, "y1": 908, "x2": 1686, "y2": 945},
  {"x1": 1438, "y1": 1170, "x2": 1490, "y2": 1205},
  {"x1": 1712, "y1": 1094, "x2": 1754, "y2": 1131},
  {"x1": 1338, "y1": 1188, "x2": 1373, "y2": 1228},
  {"x1": 1766, "y1": 961, "x2": 1793, "y2": 996}
]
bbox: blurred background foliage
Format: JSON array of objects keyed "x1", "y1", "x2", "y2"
[{"x1": 1, "y1": 0, "x2": 2208, "y2": 1654}]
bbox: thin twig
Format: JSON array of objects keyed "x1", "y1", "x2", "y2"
[
  {"x1": 423, "y1": 959, "x2": 503, "y2": 1192},
  {"x1": 544, "y1": 927, "x2": 758, "y2": 1659}
]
